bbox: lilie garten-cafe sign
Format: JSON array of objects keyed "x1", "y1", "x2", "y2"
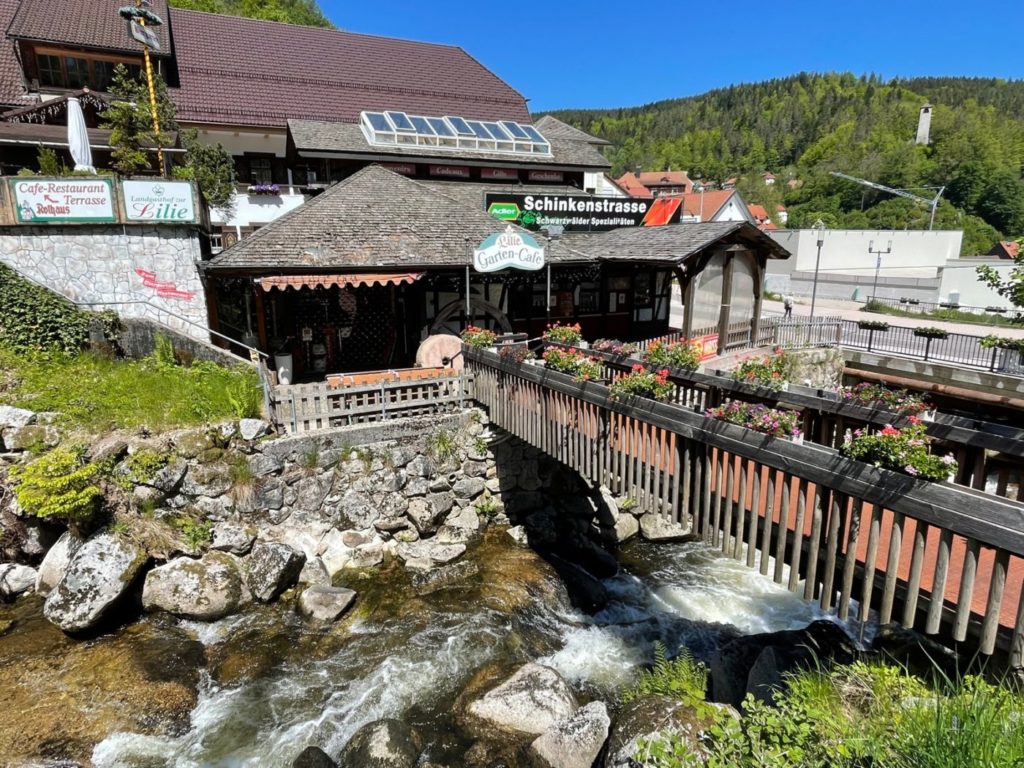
[{"x1": 473, "y1": 225, "x2": 545, "y2": 273}]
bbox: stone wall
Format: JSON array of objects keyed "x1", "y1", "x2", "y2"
[{"x1": 0, "y1": 224, "x2": 209, "y2": 342}]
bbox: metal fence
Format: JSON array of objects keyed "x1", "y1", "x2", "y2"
[{"x1": 868, "y1": 295, "x2": 1021, "y2": 320}]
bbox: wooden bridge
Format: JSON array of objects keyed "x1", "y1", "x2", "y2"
[{"x1": 465, "y1": 347, "x2": 1024, "y2": 668}]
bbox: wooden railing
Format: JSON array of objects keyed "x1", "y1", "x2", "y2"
[
  {"x1": 466, "y1": 348, "x2": 1024, "y2": 665},
  {"x1": 272, "y1": 367, "x2": 472, "y2": 434},
  {"x1": 639, "y1": 317, "x2": 842, "y2": 356},
  {"x1": 550, "y1": 342, "x2": 1024, "y2": 503}
]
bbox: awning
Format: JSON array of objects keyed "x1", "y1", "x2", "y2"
[{"x1": 257, "y1": 273, "x2": 423, "y2": 291}]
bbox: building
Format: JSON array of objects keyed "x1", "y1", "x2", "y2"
[
  {"x1": 988, "y1": 240, "x2": 1020, "y2": 260},
  {"x1": 762, "y1": 171, "x2": 776, "y2": 185},
  {"x1": 679, "y1": 189, "x2": 755, "y2": 224},
  {"x1": 615, "y1": 171, "x2": 653, "y2": 198},
  {"x1": 635, "y1": 170, "x2": 694, "y2": 197}
]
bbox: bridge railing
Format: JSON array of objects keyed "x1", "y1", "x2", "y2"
[{"x1": 466, "y1": 347, "x2": 1024, "y2": 666}]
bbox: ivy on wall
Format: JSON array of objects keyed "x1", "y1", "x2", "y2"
[{"x1": 0, "y1": 264, "x2": 119, "y2": 354}]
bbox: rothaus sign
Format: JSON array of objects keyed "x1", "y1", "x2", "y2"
[
  {"x1": 11, "y1": 178, "x2": 116, "y2": 223},
  {"x1": 473, "y1": 225, "x2": 545, "y2": 272},
  {"x1": 484, "y1": 192, "x2": 682, "y2": 232}
]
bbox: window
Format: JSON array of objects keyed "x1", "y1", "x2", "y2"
[
  {"x1": 38, "y1": 54, "x2": 64, "y2": 87},
  {"x1": 93, "y1": 60, "x2": 117, "y2": 91},
  {"x1": 65, "y1": 57, "x2": 88, "y2": 88},
  {"x1": 249, "y1": 157, "x2": 272, "y2": 184}
]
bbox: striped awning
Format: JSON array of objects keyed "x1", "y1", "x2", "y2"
[{"x1": 257, "y1": 272, "x2": 423, "y2": 291}]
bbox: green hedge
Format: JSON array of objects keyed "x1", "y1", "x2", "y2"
[{"x1": 0, "y1": 263, "x2": 119, "y2": 353}]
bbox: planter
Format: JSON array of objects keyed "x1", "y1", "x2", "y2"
[
  {"x1": 789, "y1": 433, "x2": 805, "y2": 445},
  {"x1": 921, "y1": 409, "x2": 937, "y2": 422},
  {"x1": 577, "y1": 340, "x2": 590, "y2": 350},
  {"x1": 947, "y1": 472, "x2": 956, "y2": 484},
  {"x1": 274, "y1": 353, "x2": 293, "y2": 386}
]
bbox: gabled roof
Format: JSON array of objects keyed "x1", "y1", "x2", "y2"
[
  {"x1": 638, "y1": 170, "x2": 692, "y2": 187},
  {"x1": 0, "y1": 0, "x2": 28, "y2": 107},
  {"x1": 534, "y1": 115, "x2": 611, "y2": 146},
  {"x1": 286, "y1": 119, "x2": 611, "y2": 169},
  {"x1": 748, "y1": 203, "x2": 769, "y2": 221},
  {"x1": 206, "y1": 165, "x2": 593, "y2": 272},
  {"x1": 989, "y1": 240, "x2": 1020, "y2": 259},
  {"x1": 6, "y1": 0, "x2": 171, "y2": 55},
  {"x1": 615, "y1": 171, "x2": 652, "y2": 198},
  {"x1": 570, "y1": 220, "x2": 790, "y2": 264},
  {"x1": 679, "y1": 189, "x2": 738, "y2": 221},
  {"x1": 169, "y1": 9, "x2": 530, "y2": 129}
]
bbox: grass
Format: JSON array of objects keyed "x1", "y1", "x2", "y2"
[
  {"x1": 0, "y1": 345, "x2": 263, "y2": 434},
  {"x1": 862, "y1": 300, "x2": 1023, "y2": 329}
]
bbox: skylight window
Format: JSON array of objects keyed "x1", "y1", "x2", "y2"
[{"x1": 359, "y1": 111, "x2": 552, "y2": 157}]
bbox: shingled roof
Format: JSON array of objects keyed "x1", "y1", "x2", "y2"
[
  {"x1": 169, "y1": 9, "x2": 531, "y2": 129},
  {"x1": 6, "y1": 0, "x2": 170, "y2": 55},
  {"x1": 206, "y1": 165, "x2": 593, "y2": 272},
  {"x1": 534, "y1": 115, "x2": 611, "y2": 146},
  {"x1": 287, "y1": 119, "x2": 611, "y2": 170},
  {"x1": 0, "y1": 0, "x2": 27, "y2": 107}
]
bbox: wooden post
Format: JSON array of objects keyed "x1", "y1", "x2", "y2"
[
  {"x1": 717, "y1": 252, "x2": 735, "y2": 350},
  {"x1": 252, "y1": 280, "x2": 269, "y2": 352}
]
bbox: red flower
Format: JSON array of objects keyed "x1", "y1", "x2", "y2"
[{"x1": 880, "y1": 425, "x2": 900, "y2": 437}]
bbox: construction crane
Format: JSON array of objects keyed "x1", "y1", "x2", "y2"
[{"x1": 829, "y1": 171, "x2": 945, "y2": 230}]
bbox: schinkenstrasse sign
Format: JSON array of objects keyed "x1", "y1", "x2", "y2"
[
  {"x1": 473, "y1": 225, "x2": 545, "y2": 272},
  {"x1": 484, "y1": 192, "x2": 676, "y2": 232},
  {"x1": 11, "y1": 178, "x2": 116, "y2": 223},
  {"x1": 122, "y1": 180, "x2": 197, "y2": 223}
]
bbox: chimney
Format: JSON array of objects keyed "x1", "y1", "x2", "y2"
[
  {"x1": 916, "y1": 104, "x2": 932, "y2": 145},
  {"x1": 634, "y1": 164, "x2": 642, "y2": 177}
]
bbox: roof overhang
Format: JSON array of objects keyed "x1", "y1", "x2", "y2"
[{"x1": 257, "y1": 272, "x2": 423, "y2": 291}]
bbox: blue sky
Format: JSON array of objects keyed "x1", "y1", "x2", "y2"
[{"x1": 321, "y1": 0, "x2": 1024, "y2": 112}]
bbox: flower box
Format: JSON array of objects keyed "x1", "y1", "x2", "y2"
[
  {"x1": 707, "y1": 401, "x2": 802, "y2": 439},
  {"x1": 841, "y1": 420, "x2": 957, "y2": 482},
  {"x1": 248, "y1": 183, "x2": 281, "y2": 196},
  {"x1": 912, "y1": 327, "x2": 949, "y2": 340},
  {"x1": 857, "y1": 320, "x2": 890, "y2": 332}
]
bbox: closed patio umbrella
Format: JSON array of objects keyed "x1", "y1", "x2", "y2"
[{"x1": 67, "y1": 97, "x2": 95, "y2": 173}]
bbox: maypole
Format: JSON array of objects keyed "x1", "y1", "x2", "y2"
[{"x1": 119, "y1": 0, "x2": 166, "y2": 176}]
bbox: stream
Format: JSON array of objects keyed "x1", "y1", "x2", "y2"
[{"x1": 3, "y1": 529, "x2": 856, "y2": 767}]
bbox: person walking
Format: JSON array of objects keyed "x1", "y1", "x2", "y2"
[{"x1": 783, "y1": 294, "x2": 794, "y2": 319}]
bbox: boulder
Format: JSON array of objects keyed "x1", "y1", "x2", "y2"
[
  {"x1": 43, "y1": 533, "x2": 147, "y2": 632},
  {"x1": 298, "y1": 586, "x2": 356, "y2": 622},
  {"x1": 294, "y1": 474, "x2": 333, "y2": 513},
  {"x1": 173, "y1": 428, "x2": 218, "y2": 459},
  {"x1": 870, "y1": 623, "x2": 960, "y2": 682},
  {"x1": 35, "y1": 531, "x2": 84, "y2": 596},
  {"x1": 0, "y1": 563, "x2": 37, "y2": 599},
  {"x1": 147, "y1": 459, "x2": 189, "y2": 494},
  {"x1": 604, "y1": 696, "x2": 711, "y2": 768},
  {"x1": 613, "y1": 513, "x2": 639, "y2": 543},
  {"x1": 87, "y1": 435, "x2": 129, "y2": 464},
  {"x1": 18, "y1": 517, "x2": 59, "y2": 557},
  {"x1": 299, "y1": 556, "x2": 332, "y2": 586},
  {"x1": 402, "y1": 477, "x2": 429, "y2": 498},
  {"x1": 319, "y1": 529, "x2": 352, "y2": 577},
  {"x1": 639, "y1": 512, "x2": 693, "y2": 543},
  {"x1": 246, "y1": 541, "x2": 305, "y2": 602},
  {"x1": 254, "y1": 477, "x2": 285, "y2": 510},
  {"x1": 7, "y1": 424, "x2": 60, "y2": 452},
  {"x1": 405, "y1": 455, "x2": 433, "y2": 477},
  {"x1": 411, "y1": 560, "x2": 480, "y2": 595},
  {"x1": 346, "y1": 542, "x2": 384, "y2": 569},
  {"x1": 239, "y1": 418, "x2": 271, "y2": 441},
  {"x1": 397, "y1": 541, "x2": 465, "y2": 571},
  {"x1": 248, "y1": 452, "x2": 284, "y2": 477},
  {"x1": 466, "y1": 663, "x2": 578, "y2": 737},
  {"x1": 337, "y1": 490, "x2": 377, "y2": 529},
  {"x1": 142, "y1": 553, "x2": 246, "y2": 620},
  {"x1": 530, "y1": 701, "x2": 610, "y2": 768},
  {"x1": 211, "y1": 522, "x2": 256, "y2": 555},
  {"x1": 451, "y1": 477, "x2": 485, "y2": 500},
  {"x1": 181, "y1": 463, "x2": 233, "y2": 498},
  {"x1": 339, "y1": 719, "x2": 420, "y2": 768},
  {"x1": 292, "y1": 745, "x2": 337, "y2": 768},
  {"x1": 0, "y1": 405, "x2": 35, "y2": 429},
  {"x1": 507, "y1": 525, "x2": 530, "y2": 546}
]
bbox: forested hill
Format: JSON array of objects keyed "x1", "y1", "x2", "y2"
[
  {"x1": 168, "y1": 0, "x2": 332, "y2": 27},
  {"x1": 543, "y1": 74, "x2": 1024, "y2": 254}
]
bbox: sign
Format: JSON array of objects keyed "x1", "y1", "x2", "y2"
[
  {"x1": 528, "y1": 170, "x2": 564, "y2": 183},
  {"x1": 481, "y1": 167, "x2": 519, "y2": 181},
  {"x1": 483, "y1": 192, "x2": 680, "y2": 232},
  {"x1": 11, "y1": 178, "x2": 115, "y2": 223},
  {"x1": 473, "y1": 225, "x2": 545, "y2": 273},
  {"x1": 429, "y1": 164, "x2": 470, "y2": 179},
  {"x1": 129, "y1": 20, "x2": 160, "y2": 50},
  {"x1": 381, "y1": 162, "x2": 416, "y2": 175},
  {"x1": 122, "y1": 180, "x2": 197, "y2": 223}
]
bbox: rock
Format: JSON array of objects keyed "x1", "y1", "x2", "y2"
[
  {"x1": 397, "y1": 541, "x2": 466, "y2": 571},
  {"x1": 406, "y1": 493, "x2": 454, "y2": 535},
  {"x1": 35, "y1": 531, "x2": 83, "y2": 596},
  {"x1": 545, "y1": 554, "x2": 609, "y2": 613},
  {"x1": 19, "y1": 517, "x2": 59, "y2": 557},
  {"x1": 0, "y1": 563, "x2": 37, "y2": 599},
  {"x1": 239, "y1": 418, "x2": 271, "y2": 441},
  {"x1": 299, "y1": 556, "x2": 332, "y2": 586},
  {"x1": 173, "y1": 428, "x2": 217, "y2": 459},
  {"x1": 402, "y1": 477, "x2": 429, "y2": 497},
  {"x1": 87, "y1": 436, "x2": 128, "y2": 464},
  {"x1": 337, "y1": 489, "x2": 376, "y2": 529},
  {"x1": 7, "y1": 424, "x2": 60, "y2": 451},
  {"x1": 43, "y1": 533, "x2": 148, "y2": 632},
  {"x1": 181, "y1": 463, "x2": 233, "y2": 498},
  {"x1": 870, "y1": 623, "x2": 960, "y2": 682},
  {"x1": 147, "y1": 459, "x2": 188, "y2": 494},
  {"x1": 346, "y1": 542, "x2": 384, "y2": 569},
  {"x1": 211, "y1": 522, "x2": 256, "y2": 555},
  {"x1": 462, "y1": 459, "x2": 488, "y2": 478},
  {"x1": 319, "y1": 529, "x2": 352, "y2": 577},
  {"x1": 248, "y1": 452, "x2": 284, "y2": 477},
  {"x1": 451, "y1": 477, "x2": 485, "y2": 499},
  {"x1": 292, "y1": 745, "x2": 337, "y2": 768},
  {"x1": 639, "y1": 512, "x2": 693, "y2": 543},
  {"x1": 531, "y1": 701, "x2": 610, "y2": 768},
  {"x1": 428, "y1": 476, "x2": 452, "y2": 493},
  {"x1": 411, "y1": 560, "x2": 480, "y2": 595},
  {"x1": 246, "y1": 541, "x2": 305, "y2": 602},
  {"x1": 255, "y1": 477, "x2": 285, "y2": 510},
  {"x1": 298, "y1": 586, "x2": 356, "y2": 622},
  {"x1": 466, "y1": 663, "x2": 578, "y2": 737},
  {"x1": 604, "y1": 696, "x2": 711, "y2": 768},
  {"x1": 710, "y1": 620, "x2": 857, "y2": 707},
  {"x1": 0, "y1": 405, "x2": 35, "y2": 429},
  {"x1": 594, "y1": 485, "x2": 619, "y2": 525},
  {"x1": 507, "y1": 525, "x2": 530, "y2": 546},
  {"x1": 294, "y1": 474, "x2": 333, "y2": 513},
  {"x1": 339, "y1": 719, "x2": 420, "y2": 768},
  {"x1": 389, "y1": 446, "x2": 417, "y2": 468},
  {"x1": 142, "y1": 553, "x2": 246, "y2": 620},
  {"x1": 613, "y1": 513, "x2": 639, "y2": 543},
  {"x1": 406, "y1": 455, "x2": 433, "y2": 477},
  {"x1": 562, "y1": 537, "x2": 618, "y2": 579}
]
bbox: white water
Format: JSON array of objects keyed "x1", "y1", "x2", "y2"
[{"x1": 93, "y1": 541, "x2": 861, "y2": 768}]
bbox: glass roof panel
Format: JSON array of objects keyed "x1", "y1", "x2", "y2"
[
  {"x1": 501, "y1": 121, "x2": 530, "y2": 139},
  {"x1": 365, "y1": 112, "x2": 391, "y2": 132},
  {"x1": 483, "y1": 122, "x2": 512, "y2": 140},
  {"x1": 445, "y1": 116, "x2": 475, "y2": 136},
  {"x1": 386, "y1": 111, "x2": 416, "y2": 132},
  {"x1": 409, "y1": 115, "x2": 435, "y2": 135},
  {"x1": 520, "y1": 124, "x2": 546, "y2": 142},
  {"x1": 467, "y1": 120, "x2": 491, "y2": 139},
  {"x1": 427, "y1": 117, "x2": 454, "y2": 136}
]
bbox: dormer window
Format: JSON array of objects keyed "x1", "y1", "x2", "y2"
[{"x1": 31, "y1": 47, "x2": 143, "y2": 92}]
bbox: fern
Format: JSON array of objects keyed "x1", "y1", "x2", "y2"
[{"x1": 622, "y1": 642, "x2": 709, "y2": 705}]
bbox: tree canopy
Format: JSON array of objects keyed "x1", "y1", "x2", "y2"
[
  {"x1": 168, "y1": 0, "x2": 333, "y2": 27},
  {"x1": 543, "y1": 74, "x2": 1024, "y2": 255}
]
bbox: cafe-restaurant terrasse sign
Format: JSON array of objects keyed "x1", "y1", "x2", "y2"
[
  {"x1": 473, "y1": 225, "x2": 545, "y2": 273},
  {"x1": 10, "y1": 178, "x2": 116, "y2": 223},
  {"x1": 122, "y1": 180, "x2": 197, "y2": 223}
]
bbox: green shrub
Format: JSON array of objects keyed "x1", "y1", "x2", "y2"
[
  {"x1": 114, "y1": 448, "x2": 169, "y2": 491},
  {"x1": 428, "y1": 429, "x2": 458, "y2": 463},
  {"x1": 11, "y1": 447, "x2": 103, "y2": 524},
  {"x1": 175, "y1": 516, "x2": 212, "y2": 551},
  {"x1": 226, "y1": 376, "x2": 263, "y2": 419},
  {"x1": 153, "y1": 332, "x2": 177, "y2": 368},
  {"x1": 622, "y1": 643, "x2": 708, "y2": 707}
]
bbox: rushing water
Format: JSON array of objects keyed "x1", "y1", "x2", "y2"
[{"x1": 83, "y1": 531, "x2": 857, "y2": 768}]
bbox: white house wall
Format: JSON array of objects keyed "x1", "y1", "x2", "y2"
[{"x1": 939, "y1": 260, "x2": 1017, "y2": 310}]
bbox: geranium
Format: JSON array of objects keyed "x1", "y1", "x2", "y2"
[
  {"x1": 542, "y1": 347, "x2": 602, "y2": 381},
  {"x1": 608, "y1": 365, "x2": 673, "y2": 400},
  {"x1": 498, "y1": 344, "x2": 532, "y2": 364},
  {"x1": 460, "y1": 325, "x2": 497, "y2": 348},
  {"x1": 841, "y1": 421, "x2": 957, "y2": 482},
  {"x1": 707, "y1": 401, "x2": 802, "y2": 438},
  {"x1": 543, "y1": 322, "x2": 583, "y2": 345},
  {"x1": 840, "y1": 382, "x2": 930, "y2": 415},
  {"x1": 731, "y1": 348, "x2": 791, "y2": 391},
  {"x1": 644, "y1": 339, "x2": 702, "y2": 371},
  {"x1": 592, "y1": 338, "x2": 638, "y2": 356}
]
